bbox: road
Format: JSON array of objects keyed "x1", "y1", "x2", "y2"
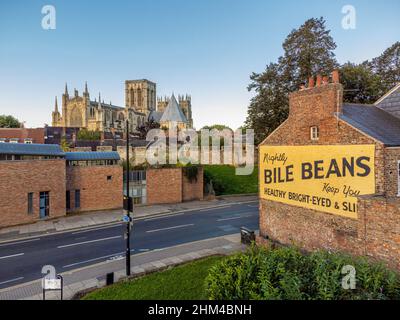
[{"x1": 0, "y1": 201, "x2": 258, "y2": 289}]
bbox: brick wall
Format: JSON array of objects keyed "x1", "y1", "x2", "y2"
[
  {"x1": 384, "y1": 148, "x2": 400, "y2": 197},
  {"x1": 0, "y1": 160, "x2": 66, "y2": 228},
  {"x1": 259, "y1": 81, "x2": 400, "y2": 268},
  {"x1": 358, "y1": 196, "x2": 400, "y2": 268},
  {"x1": 66, "y1": 165, "x2": 123, "y2": 212},
  {"x1": 182, "y1": 167, "x2": 204, "y2": 201},
  {"x1": 147, "y1": 167, "x2": 204, "y2": 205},
  {"x1": 147, "y1": 168, "x2": 182, "y2": 204}
]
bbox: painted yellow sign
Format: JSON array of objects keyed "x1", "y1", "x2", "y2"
[{"x1": 259, "y1": 145, "x2": 375, "y2": 219}]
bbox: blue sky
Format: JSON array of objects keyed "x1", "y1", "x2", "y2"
[{"x1": 0, "y1": 0, "x2": 399, "y2": 129}]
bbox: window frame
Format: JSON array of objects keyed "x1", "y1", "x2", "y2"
[
  {"x1": 28, "y1": 192, "x2": 33, "y2": 214},
  {"x1": 310, "y1": 126, "x2": 320, "y2": 141}
]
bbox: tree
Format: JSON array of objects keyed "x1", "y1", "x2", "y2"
[
  {"x1": 370, "y1": 42, "x2": 400, "y2": 92},
  {"x1": 279, "y1": 17, "x2": 338, "y2": 92},
  {"x1": 245, "y1": 17, "x2": 337, "y2": 144},
  {"x1": 340, "y1": 62, "x2": 384, "y2": 104},
  {"x1": 201, "y1": 124, "x2": 232, "y2": 132},
  {"x1": 60, "y1": 137, "x2": 71, "y2": 152},
  {"x1": 77, "y1": 129, "x2": 101, "y2": 141},
  {"x1": 245, "y1": 63, "x2": 289, "y2": 144},
  {"x1": 0, "y1": 115, "x2": 21, "y2": 128}
]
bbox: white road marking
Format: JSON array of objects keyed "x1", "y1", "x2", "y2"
[
  {"x1": 0, "y1": 253, "x2": 24, "y2": 260},
  {"x1": 217, "y1": 214, "x2": 254, "y2": 222},
  {"x1": 63, "y1": 252, "x2": 124, "y2": 268},
  {"x1": 199, "y1": 205, "x2": 232, "y2": 212},
  {"x1": 0, "y1": 238, "x2": 40, "y2": 247},
  {"x1": 71, "y1": 224, "x2": 121, "y2": 235},
  {"x1": 247, "y1": 205, "x2": 259, "y2": 208},
  {"x1": 146, "y1": 224, "x2": 194, "y2": 233},
  {"x1": 57, "y1": 236, "x2": 122, "y2": 249},
  {"x1": 0, "y1": 277, "x2": 24, "y2": 286}
]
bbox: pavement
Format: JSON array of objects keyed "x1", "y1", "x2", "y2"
[
  {"x1": 0, "y1": 195, "x2": 258, "y2": 242},
  {"x1": 0, "y1": 196, "x2": 259, "y2": 300}
]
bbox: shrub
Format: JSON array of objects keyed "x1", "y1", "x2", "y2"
[
  {"x1": 205, "y1": 246, "x2": 400, "y2": 300},
  {"x1": 206, "y1": 246, "x2": 264, "y2": 300}
]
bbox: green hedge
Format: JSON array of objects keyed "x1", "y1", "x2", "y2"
[{"x1": 205, "y1": 246, "x2": 400, "y2": 300}]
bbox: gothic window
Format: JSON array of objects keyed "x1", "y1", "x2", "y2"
[
  {"x1": 130, "y1": 88, "x2": 134, "y2": 107},
  {"x1": 70, "y1": 107, "x2": 83, "y2": 127},
  {"x1": 137, "y1": 89, "x2": 142, "y2": 107}
]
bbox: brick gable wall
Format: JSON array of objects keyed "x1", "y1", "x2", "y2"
[{"x1": 259, "y1": 79, "x2": 400, "y2": 268}]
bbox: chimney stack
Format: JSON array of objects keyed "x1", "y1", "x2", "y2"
[
  {"x1": 308, "y1": 77, "x2": 315, "y2": 88},
  {"x1": 316, "y1": 75, "x2": 322, "y2": 87},
  {"x1": 332, "y1": 70, "x2": 340, "y2": 84}
]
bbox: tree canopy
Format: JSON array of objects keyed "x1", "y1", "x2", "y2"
[
  {"x1": 0, "y1": 115, "x2": 21, "y2": 128},
  {"x1": 245, "y1": 18, "x2": 400, "y2": 145}
]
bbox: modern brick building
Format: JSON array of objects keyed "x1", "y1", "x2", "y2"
[
  {"x1": 0, "y1": 144, "x2": 122, "y2": 228},
  {"x1": 258, "y1": 72, "x2": 400, "y2": 268},
  {"x1": 66, "y1": 152, "x2": 122, "y2": 213}
]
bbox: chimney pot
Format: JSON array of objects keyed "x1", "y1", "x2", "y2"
[
  {"x1": 332, "y1": 70, "x2": 340, "y2": 83},
  {"x1": 316, "y1": 75, "x2": 322, "y2": 87},
  {"x1": 322, "y1": 76, "x2": 329, "y2": 85},
  {"x1": 308, "y1": 77, "x2": 315, "y2": 88}
]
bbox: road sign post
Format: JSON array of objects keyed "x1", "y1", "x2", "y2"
[
  {"x1": 42, "y1": 275, "x2": 63, "y2": 300},
  {"x1": 125, "y1": 119, "x2": 132, "y2": 276}
]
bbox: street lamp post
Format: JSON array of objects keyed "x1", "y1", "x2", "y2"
[{"x1": 125, "y1": 119, "x2": 132, "y2": 276}]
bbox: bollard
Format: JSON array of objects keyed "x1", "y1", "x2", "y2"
[{"x1": 106, "y1": 272, "x2": 114, "y2": 286}]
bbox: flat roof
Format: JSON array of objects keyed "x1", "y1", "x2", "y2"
[
  {"x1": 65, "y1": 152, "x2": 120, "y2": 161},
  {"x1": 0, "y1": 143, "x2": 65, "y2": 156}
]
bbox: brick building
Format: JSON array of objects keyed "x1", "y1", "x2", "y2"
[
  {"x1": 0, "y1": 128, "x2": 45, "y2": 144},
  {"x1": 258, "y1": 71, "x2": 400, "y2": 268},
  {"x1": 0, "y1": 144, "x2": 122, "y2": 228},
  {"x1": 66, "y1": 152, "x2": 122, "y2": 213}
]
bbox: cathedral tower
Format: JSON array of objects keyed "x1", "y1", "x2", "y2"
[{"x1": 125, "y1": 79, "x2": 156, "y2": 115}]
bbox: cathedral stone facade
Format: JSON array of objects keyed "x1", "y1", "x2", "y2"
[{"x1": 52, "y1": 79, "x2": 193, "y2": 133}]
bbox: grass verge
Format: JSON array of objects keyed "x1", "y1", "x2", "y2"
[
  {"x1": 204, "y1": 165, "x2": 258, "y2": 195},
  {"x1": 82, "y1": 256, "x2": 224, "y2": 300}
]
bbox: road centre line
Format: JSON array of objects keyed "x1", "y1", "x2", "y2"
[
  {"x1": 146, "y1": 224, "x2": 194, "y2": 233},
  {"x1": 0, "y1": 253, "x2": 24, "y2": 260},
  {"x1": 57, "y1": 236, "x2": 122, "y2": 249}
]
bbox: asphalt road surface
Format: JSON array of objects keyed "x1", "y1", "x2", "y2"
[{"x1": 0, "y1": 201, "x2": 258, "y2": 289}]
